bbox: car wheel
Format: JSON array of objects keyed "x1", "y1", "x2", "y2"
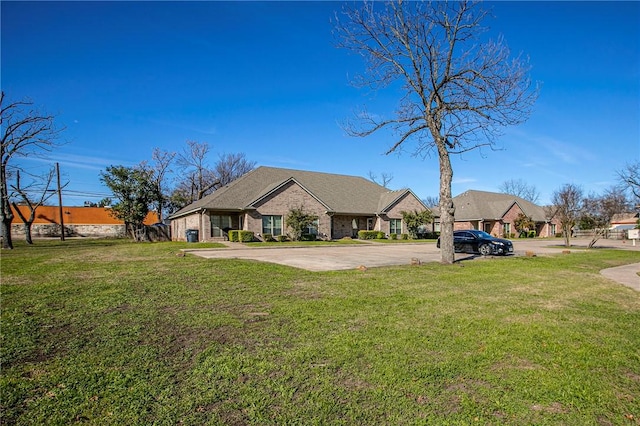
[{"x1": 478, "y1": 244, "x2": 492, "y2": 256}]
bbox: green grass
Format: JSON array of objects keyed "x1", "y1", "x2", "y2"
[{"x1": 1, "y1": 239, "x2": 639, "y2": 425}]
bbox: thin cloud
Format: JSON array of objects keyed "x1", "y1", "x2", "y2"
[
  {"x1": 21, "y1": 153, "x2": 136, "y2": 171},
  {"x1": 452, "y1": 177, "x2": 477, "y2": 185},
  {"x1": 505, "y1": 128, "x2": 597, "y2": 165}
]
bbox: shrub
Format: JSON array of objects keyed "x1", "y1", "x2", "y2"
[
  {"x1": 390, "y1": 233, "x2": 397, "y2": 240},
  {"x1": 401, "y1": 233, "x2": 409, "y2": 240},
  {"x1": 528, "y1": 230, "x2": 536, "y2": 238},
  {"x1": 358, "y1": 230, "x2": 379, "y2": 240},
  {"x1": 285, "y1": 206, "x2": 319, "y2": 241},
  {"x1": 228, "y1": 230, "x2": 252, "y2": 242},
  {"x1": 401, "y1": 209, "x2": 434, "y2": 239},
  {"x1": 301, "y1": 233, "x2": 317, "y2": 241},
  {"x1": 277, "y1": 235, "x2": 288, "y2": 242},
  {"x1": 239, "y1": 231, "x2": 254, "y2": 242},
  {"x1": 263, "y1": 233, "x2": 275, "y2": 242},
  {"x1": 376, "y1": 231, "x2": 385, "y2": 239}
]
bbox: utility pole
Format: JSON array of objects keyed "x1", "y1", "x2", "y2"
[{"x1": 56, "y1": 162, "x2": 65, "y2": 241}]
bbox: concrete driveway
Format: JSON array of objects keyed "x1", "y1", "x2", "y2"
[
  {"x1": 188, "y1": 243, "x2": 442, "y2": 271},
  {"x1": 184, "y1": 238, "x2": 640, "y2": 272}
]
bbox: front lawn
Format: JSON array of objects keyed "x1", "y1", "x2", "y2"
[{"x1": 1, "y1": 239, "x2": 639, "y2": 425}]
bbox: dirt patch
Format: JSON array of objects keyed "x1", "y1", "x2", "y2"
[{"x1": 531, "y1": 402, "x2": 569, "y2": 414}]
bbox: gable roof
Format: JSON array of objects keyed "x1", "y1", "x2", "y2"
[
  {"x1": 169, "y1": 166, "x2": 425, "y2": 218},
  {"x1": 452, "y1": 190, "x2": 549, "y2": 222},
  {"x1": 377, "y1": 189, "x2": 429, "y2": 213},
  {"x1": 611, "y1": 212, "x2": 639, "y2": 224}
]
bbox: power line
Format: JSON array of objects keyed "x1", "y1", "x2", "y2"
[{"x1": 63, "y1": 190, "x2": 113, "y2": 197}]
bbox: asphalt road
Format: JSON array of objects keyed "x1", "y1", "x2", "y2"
[{"x1": 185, "y1": 237, "x2": 640, "y2": 272}]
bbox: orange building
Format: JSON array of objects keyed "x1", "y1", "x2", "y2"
[{"x1": 10, "y1": 205, "x2": 160, "y2": 238}]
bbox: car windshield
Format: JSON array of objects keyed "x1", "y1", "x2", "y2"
[{"x1": 475, "y1": 231, "x2": 493, "y2": 239}]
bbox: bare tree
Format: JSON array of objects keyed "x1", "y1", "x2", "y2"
[
  {"x1": 499, "y1": 178, "x2": 540, "y2": 204},
  {"x1": 334, "y1": 1, "x2": 538, "y2": 263},
  {"x1": 549, "y1": 183, "x2": 583, "y2": 248},
  {"x1": 176, "y1": 140, "x2": 219, "y2": 202},
  {"x1": 580, "y1": 187, "x2": 630, "y2": 248},
  {"x1": 214, "y1": 152, "x2": 256, "y2": 187},
  {"x1": 149, "y1": 148, "x2": 176, "y2": 222},
  {"x1": 10, "y1": 168, "x2": 60, "y2": 244},
  {"x1": 172, "y1": 146, "x2": 256, "y2": 210},
  {"x1": 368, "y1": 171, "x2": 394, "y2": 188},
  {"x1": 422, "y1": 195, "x2": 439, "y2": 208},
  {"x1": 1, "y1": 92, "x2": 64, "y2": 249},
  {"x1": 617, "y1": 161, "x2": 640, "y2": 206}
]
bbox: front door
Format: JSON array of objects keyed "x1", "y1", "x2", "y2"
[{"x1": 484, "y1": 222, "x2": 492, "y2": 234}]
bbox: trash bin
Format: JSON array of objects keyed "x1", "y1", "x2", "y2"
[{"x1": 186, "y1": 229, "x2": 199, "y2": 243}]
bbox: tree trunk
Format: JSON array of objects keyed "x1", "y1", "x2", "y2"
[
  {"x1": 1, "y1": 217, "x2": 13, "y2": 249},
  {"x1": 23, "y1": 222, "x2": 33, "y2": 245},
  {"x1": 563, "y1": 225, "x2": 571, "y2": 248},
  {"x1": 12, "y1": 202, "x2": 36, "y2": 245},
  {"x1": 588, "y1": 229, "x2": 604, "y2": 249},
  {"x1": 1, "y1": 173, "x2": 13, "y2": 249},
  {"x1": 437, "y1": 143, "x2": 455, "y2": 264}
]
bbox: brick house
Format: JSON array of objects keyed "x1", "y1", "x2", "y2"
[
  {"x1": 436, "y1": 190, "x2": 560, "y2": 238},
  {"x1": 10, "y1": 205, "x2": 160, "y2": 238},
  {"x1": 168, "y1": 166, "x2": 430, "y2": 242}
]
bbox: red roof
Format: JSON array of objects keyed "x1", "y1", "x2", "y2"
[{"x1": 11, "y1": 205, "x2": 159, "y2": 225}]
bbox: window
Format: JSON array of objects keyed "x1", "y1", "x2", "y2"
[
  {"x1": 550, "y1": 223, "x2": 557, "y2": 235},
  {"x1": 305, "y1": 219, "x2": 319, "y2": 236},
  {"x1": 262, "y1": 215, "x2": 282, "y2": 236},
  {"x1": 390, "y1": 218, "x2": 402, "y2": 235},
  {"x1": 503, "y1": 223, "x2": 511, "y2": 237},
  {"x1": 211, "y1": 215, "x2": 232, "y2": 238},
  {"x1": 434, "y1": 221, "x2": 441, "y2": 232}
]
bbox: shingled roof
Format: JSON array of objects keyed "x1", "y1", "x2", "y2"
[
  {"x1": 169, "y1": 166, "x2": 425, "y2": 218},
  {"x1": 453, "y1": 190, "x2": 549, "y2": 222}
]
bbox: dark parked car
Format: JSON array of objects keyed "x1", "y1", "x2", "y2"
[{"x1": 437, "y1": 230, "x2": 514, "y2": 256}]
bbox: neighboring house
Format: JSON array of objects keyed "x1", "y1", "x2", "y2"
[
  {"x1": 610, "y1": 212, "x2": 639, "y2": 231},
  {"x1": 168, "y1": 166, "x2": 429, "y2": 242},
  {"x1": 10, "y1": 205, "x2": 160, "y2": 238},
  {"x1": 437, "y1": 190, "x2": 560, "y2": 238}
]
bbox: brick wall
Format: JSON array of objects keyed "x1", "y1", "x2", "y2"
[
  {"x1": 502, "y1": 204, "x2": 525, "y2": 237},
  {"x1": 251, "y1": 181, "x2": 330, "y2": 240},
  {"x1": 171, "y1": 214, "x2": 201, "y2": 241},
  {"x1": 382, "y1": 192, "x2": 431, "y2": 236},
  {"x1": 11, "y1": 223, "x2": 127, "y2": 238},
  {"x1": 332, "y1": 215, "x2": 360, "y2": 239}
]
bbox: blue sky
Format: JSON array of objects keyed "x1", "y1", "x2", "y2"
[{"x1": 2, "y1": 1, "x2": 639, "y2": 206}]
